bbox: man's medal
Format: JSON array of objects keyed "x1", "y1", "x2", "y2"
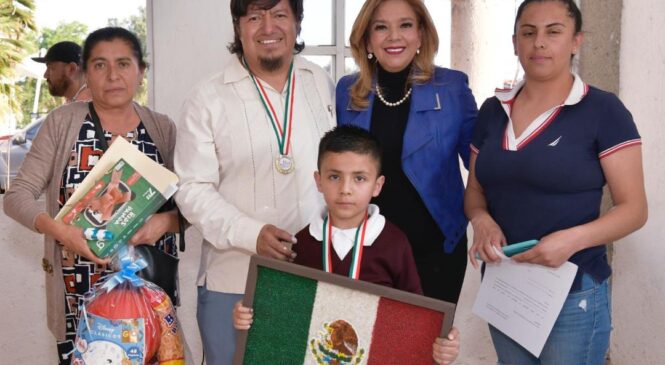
[{"x1": 248, "y1": 61, "x2": 296, "y2": 174}]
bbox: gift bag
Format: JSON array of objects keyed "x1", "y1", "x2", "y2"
[{"x1": 71, "y1": 252, "x2": 185, "y2": 364}]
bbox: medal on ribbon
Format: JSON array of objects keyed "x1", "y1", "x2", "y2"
[
  {"x1": 247, "y1": 60, "x2": 296, "y2": 174},
  {"x1": 321, "y1": 210, "x2": 369, "y2": 280}
]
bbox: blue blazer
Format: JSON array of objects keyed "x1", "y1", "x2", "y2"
[{"x1": 336, "y1": 67, "x2": 477, "y2": 253}]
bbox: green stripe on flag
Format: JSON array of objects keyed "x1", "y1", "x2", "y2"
[{"x1": 244, "y1": 266, "x2": 318, "y2": 364}]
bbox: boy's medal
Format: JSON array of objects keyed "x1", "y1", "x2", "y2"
[
  {"x1": 322, "y1": 209, "x2": 369, "y2": 280},
  {"x1": 247, "y1": 60, "x2": 296, "y2": 174}
]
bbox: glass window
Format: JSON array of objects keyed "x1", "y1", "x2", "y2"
[
  {"x1": 344, "y1": 0, "x2": 365, "y2": 47},
  {"x1": 344, "y1": 57, "x2": 358, "y2": 75},
  {"x1": 302, "y1": 55, "x2": 334, "y2": 78},
  {"x1": 300, "y1": 0, "x2": 333, "y2": 46},
  {"x1": 425, "y1": 0, "x2": 451, "y2": 68}
]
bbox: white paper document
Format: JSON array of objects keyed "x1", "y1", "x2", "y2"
[{"x1": 472, "y1": 258, "x2": 577, "y2": 357}]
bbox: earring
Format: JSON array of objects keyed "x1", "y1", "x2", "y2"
[
  {"x1": 367, "y1": 52, "x2": 374, "y2": 60},
  {"x1": 416, "y1": 48, "x2": 420, "y2": 55}
]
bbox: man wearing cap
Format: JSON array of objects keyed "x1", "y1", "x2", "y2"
[{"x1": 32, "y1": 41, "x2": 91, "y2": 103}]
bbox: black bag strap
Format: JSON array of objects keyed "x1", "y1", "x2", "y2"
[
  {"x1": 87, "y1": 102, "x2": 186, "y2": 252},
  {"x1": 178, "y1": 213, "x2": 186, "y2": 252},
  {"x1": 88, "y1": 102, "x2": 109, "y2": 152}
]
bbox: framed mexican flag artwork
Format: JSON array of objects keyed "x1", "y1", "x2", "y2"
[{"x1": 233, "y1": 255, "x2": 456, "y2": 365}]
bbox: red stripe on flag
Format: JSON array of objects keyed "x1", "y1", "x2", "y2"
[{"x1": 367, "y1": 297, "x2": 444, "y2": 364}]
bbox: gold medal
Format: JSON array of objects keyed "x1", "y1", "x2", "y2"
[{"x1": 275, "y1": 154, "x2": 295, "y2": 174}]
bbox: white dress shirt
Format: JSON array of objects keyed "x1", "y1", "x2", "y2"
[{"x1": 175, "y1": 56, "x2": 336, "y2": 293}]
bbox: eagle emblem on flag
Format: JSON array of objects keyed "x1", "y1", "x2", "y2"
[{"x1": 310, "y1": 319, "x2": 365, "y2": 365}]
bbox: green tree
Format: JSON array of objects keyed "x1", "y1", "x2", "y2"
[
  {"x1": 0, "y1": 0, "x2": 37, "y2": 126},
  {"x1": 108, "y1": 6, "x2": 146, "y2": 50},
  {"x1": 38, "y1": 20, "x2": 87, "y2": 49}
]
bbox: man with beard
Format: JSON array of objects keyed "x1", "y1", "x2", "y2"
[
  {"x1": 32, "y1": 41, "x2": 91, "y2": 103},
  {"x1": 174, "y1": 0, "x2": 335, "y2": 363}
]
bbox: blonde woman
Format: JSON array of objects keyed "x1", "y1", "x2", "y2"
[{"x1": 337, "y1": 0, "x2": 477, "y2": 305}]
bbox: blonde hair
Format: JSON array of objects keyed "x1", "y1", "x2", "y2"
[{"x1": 347, "y1": 0, "x2": 439, "y2": 110}]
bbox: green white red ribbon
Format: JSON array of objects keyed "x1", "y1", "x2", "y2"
[
  {"x1": 322, "y1": 210, "x2": 369, "y2": 280},
  {"x1": 247, "y1": 61, "x2": 296, "y2": 156}
]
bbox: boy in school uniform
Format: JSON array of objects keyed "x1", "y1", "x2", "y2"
[{"x1": 234, "y1": 126, "x2": 460, "y2": 364}]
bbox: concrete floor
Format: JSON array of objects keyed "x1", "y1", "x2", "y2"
[{"x1": 0, "y1": 194, "x2": 497, "y2": 364}]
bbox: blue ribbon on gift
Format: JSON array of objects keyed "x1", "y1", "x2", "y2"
[{"x1": 101, "y1": 254, "x2": 148, "y2": 291}]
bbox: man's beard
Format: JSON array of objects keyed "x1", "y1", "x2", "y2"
[
  {"x1": 48, "y1": 77, "x2": 70, "y2": 97},
  {"x1": 259, "y1": 55, "x2": 284, "y2": 72}
]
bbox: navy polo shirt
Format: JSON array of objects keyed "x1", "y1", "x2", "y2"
[{"x1": 471, "y1": 75, "x2": 641, "y2": 290}]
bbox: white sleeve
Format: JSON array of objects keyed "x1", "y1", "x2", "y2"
[{"x1": 174, "y1": 88, "x2": 263, "y2": 252}]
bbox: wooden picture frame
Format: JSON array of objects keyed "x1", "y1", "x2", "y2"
[{"x1": 233, "y1": 255, "x2": 456, "y2": 365}]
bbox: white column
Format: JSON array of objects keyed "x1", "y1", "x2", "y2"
[
  {"x1": 451, "y1": 0, "x2": 520, "y2": 104},
  {"x1": 613, "y1": 0, "x2": 665, "y2": 363},
  {"x1": 147, "y1": 0, "x2": 234, "y2": 120}
]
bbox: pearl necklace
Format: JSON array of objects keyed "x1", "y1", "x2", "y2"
[{"x1": 375, "y1": 85, "x2": 412, "y2": 107}]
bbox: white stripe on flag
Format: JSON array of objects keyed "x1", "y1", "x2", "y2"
[{"x1": 303, "y1": 281, "x2": 379, "y2": 364}]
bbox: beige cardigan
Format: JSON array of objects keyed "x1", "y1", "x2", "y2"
[{"x1": 3, "y1": 101, "x2": 176, "y2": 340}]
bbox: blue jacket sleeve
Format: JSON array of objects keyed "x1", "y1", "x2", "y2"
[
  {"x1": 455, "y1": 72, "x2": 478, "y2": 170},
  {"x1": 335, "y1": 74, "x2": 361, "y2": 125}
]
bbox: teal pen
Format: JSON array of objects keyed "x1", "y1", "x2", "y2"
[
  {"x1": 83, "y1": 228, "x2": 114, "y2": 241},
  {"x1": 474, "y1": 239, "x2": 539, "y2": 261}
]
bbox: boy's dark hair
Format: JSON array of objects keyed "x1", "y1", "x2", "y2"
[
  {"x1": 228, "y1": 0, "x2": 305, "y2": 56},
  {"x1": 82, "y1": 27, "x2": 146, "y2": 71},
  {"x1": 317, "y1": 125, "x2": 382, "y2": 173},
  {"x1": 514, "y1": 0, "x2": 583, "y2": 35}
]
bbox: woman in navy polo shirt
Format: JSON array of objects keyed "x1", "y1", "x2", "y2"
[
  {"x1": 466, "y1": 0, "x2": 647, "y2": 363},
  {"x1": 336, "y1": 0, "x2": 477, "y2": 305}
]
